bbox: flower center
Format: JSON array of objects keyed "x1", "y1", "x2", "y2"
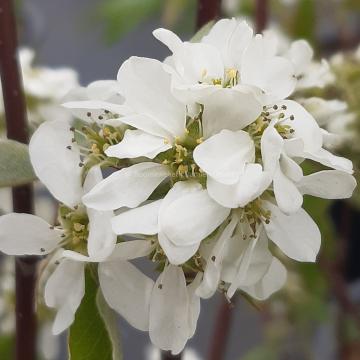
[
  {"x1": 200, "y1": 67, "x2": 239, "y2": 88},
  {"x1": 69, "y1": 122, "x2": 125, "y2": 180},
  {"x1": 58, "y1": 204, "x2": 89, "y2": 254},
  {"x1": 155, "y1": 114, "x2": 206, "y2": 185}
]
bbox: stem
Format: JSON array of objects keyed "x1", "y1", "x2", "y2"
[
  {"x1": 196, "y1": 0, "x2": 221, "y2": 30},
  {"x1": 255, "y1": 0, "x2": 269, "y2": 33},
  {"x1": 0, "y1": 1, "x2": 37, "y2": 360},
  {"x1": 208, "y1": 297, "x2": 235, "y2": 360}
]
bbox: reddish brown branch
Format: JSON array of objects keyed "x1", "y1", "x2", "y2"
[
  {"x1": 196, "y1": 0, "x2": 222, "y2": 30},
  {"x1": 208, "y1": 297, "x2": 235, "y2": 360},
  {"x1": 255, "y1": 0, "x2": 269, "y2": 33},
  {"x1": 0, "y1": 1, "x2": 37, "y2": 360}
]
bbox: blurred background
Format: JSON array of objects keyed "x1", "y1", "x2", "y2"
[{"x1": 1, "y1": 0, "x2": 360, "y2": 359}]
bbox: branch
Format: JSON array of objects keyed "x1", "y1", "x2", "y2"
[
  {"x1": 208, "y1": 297, "x2": 235, "y2": 360},
  {"x1": 0, "y1": 1, "x2": 37, "y2": 360},
  {"x1": 196, "y1": 0, "x2": 221, "y2": 30},
  {"x1": 255, "y1": 0, "x2": 269, "y2": 33}
]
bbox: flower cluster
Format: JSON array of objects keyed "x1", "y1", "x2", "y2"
[{"x1": 0, "y1": 19, "x2": 356, "y2": 354}]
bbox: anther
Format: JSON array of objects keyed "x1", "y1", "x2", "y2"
[
  {"x1": 273, "y1": 105, "x2": 278, "y2": 110},
  {"x1": 211, "y1": 255, "x2": 216, "y2": 262},
  {"x1": 79, "y1": 162, "x2": 84, "y2": 167},
  {"x1": 265, "y1": 219, "x2": 270, "y2": 224},
  {"x1": 98, "y1": 115, "x2": 103, "y2": 120},
  {"x1": 55, "y1": 261, "x2": 60, "y2": 265},
  {"x1": 40, "y1": 248, "x2": 46, "y2": 252},
  {"x1": 70, "y1": 126, "x2": 75, "y2": 132},
  {"x1": 49, "y1": 226, "x2": 54, "y2": 230},
  {"x1": 66, "y1": 145, "x2": 72, "y2": 150},
  {"x1": 87, "y1": 112, "x2": 91, "y2": 117},
  {"x1": 290, "y1": 115, "x2": 295, "y2": 120},
  {"x1": 281, "y1": 105, "x2": 287, "y2": 110},
  {"x1": 158, "y1": 284, "x2": 163, "y2": 289},
  {"x1": 104, "y1": 110, "x2": 110, "y2": 114},
  {"x1": 279, "y1": 113, "x2": 285, "y2": 119}
]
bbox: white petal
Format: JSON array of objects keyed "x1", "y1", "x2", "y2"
[
  {"x1": 207, "y1": 164, "x2": 271, "y2": 208},
  {"x1": 149, "y1": 265, "x2": 190, "y2": 354},
  {"x1": 240, "y1": 257, "x2": 287, "y2": 300},
  {"x1": 99, "y1": 261, "x2": 154, "y2": 331},
  {"x1": 83, "y1": 165, "x2": 103, "y2": 194},
  {"x1": 298, "y1": 170, "x2": 357, "y2": 199},
  {"x1": 279, "y1": 100, "x2": 323, "y2": 153},
  {"x1": 196, "y1": 217, "x2": 237, "y2": 298},
  {"x1": 82, "y1": 163, "x2": 170, "y2": 210},
  {"x1": 45, "y1": 259, "x2": 85, "y2": 334},
  {"x1": 279, "y1": 154, "x2": 303, "y2": 182},
  {"x1": 153, "y1": 28, "x2": 182, "y2": 53},
  {"x1": 187, "y1": 273, "x2": 202, "y2": 338},
  {"x1": 117, "y1": 57, "x2": 185, "y2": 137},
  {"x1": 202, "y1": 19, "x2": 253, "y2": 69},
  {"x1": 201, "y1": 88, "x2": 262, "y2": 138},
  {"x1": 87, "y1": 208, "x2": 117, "y2": 260},
  {"x1": 305, "y1": 148, "x2": 353, "y2": 174},
  {"x1": 111, "y1": 200, "x2": 162, "y2": 235},
  {"x1": 86, "y1": 80, "x2": 124, "y2": 103},
  {"x1": 241, "y1": 35, "x2": 296, "y2": 101},
  {"x1": 286, "y1": 40, "x2": 313, "y2": 75},
  {"x1": 158, "y1": 231, "x2": 199, "y2": 265},
  {"x1": 261, "y1": 123, "x2": 283, "y2": 174},
  {"x1": 105, "y1": 129, "x2": 171, "y2": 159},
  {"x1": 263, "y1": 201, "x2": 321, "y2": 262},
  {"x1": 107, "y1": 240, "x2": 154, "y2": 261},
  {"x1": 0, "y1": 214, "x2": 61, "y2": 255},
  {"x1": 273, "y1": 165, "x2": 303, "y2": 214},
  {"x1": 194, "y1": 129, "x2": 255, "y2": 184},
  {"x1": 161, "y1": 188, "x2": 230, "y2": 247},
  {"x1": 29, "y1": 119, "x2": 82, "y2": 207},
  {"x1": 62, "y1": 100, "x2": 128, "y2": 122}
]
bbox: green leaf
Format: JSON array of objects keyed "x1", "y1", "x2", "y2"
[
  {"x1": 68, "y1": 268, "x2": 122, "y2": 360},
  {"x1": 0, "y1": 139, "x2": 36, "y2": 187},
  {"x1": 190, "y1": 20, "x2": 215, "y2": 43}
]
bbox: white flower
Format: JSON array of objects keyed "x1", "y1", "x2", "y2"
[
  {"x1": 111, "y1": 181, "x2": 229, "y2": 265},
  {"x1": 260, "y1": 100, "x2": 356, "y2": 214},
  {"x1": 0, "y1": 120, "x2": 151, "y2": 334},
  {"x1": 153, "y1": 18, "x2": 296, "y2": 104}
]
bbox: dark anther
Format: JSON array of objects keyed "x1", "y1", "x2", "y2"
[
  {"x1": 265, "y1": 219, "x2": 270, "y2": 224},
  {"x1": 40, "y1": 248, "x2": 45, "y2": 252},
  {"x1": 158, "y1": 284, "x2": 163, "y2": 289},
  {"x1": 211, "y1": 255, "x2": 216, "y2": 262},
  {"x1": 66, "y1": 146, "x2": 72, "y2": 150},
  {"x1": 71, "y1": 138, "x2": 76, "y2": 143},
  {"x1": 265, "y1": 112, "x2": 270, "y2": 116},
  {"x1": 61, "y1": 234, "x2": 66, "y2": 238},
  {"x1": 74, "y1": 205, "x2": 78, "y2": 209},
  {"x1": 49, "y1": 226, "x2": 54, "y2": 230},
  {"x1": 262, "y1": 105, "x2": 267, "y2": 110},
  {"x1": 273, "y1": 105, "x2": 278, "y2": 110},
  {"x1": 82, "y1": 126, "x2": 87, "y2": 132},
  {"x1": 104, "y1": 110, "x2": 110, "y2": 114},
  {"x1": 281, "y1": 105, "x2": 287, "y2": 110},
  {"x1": 98, "y1": 115, "x2": 103, "y2": 120},
  {"x1": 290, "y1": 129, "x2": 295, "y2": 133},
  {"x1": 79, "y1": 162, "x2": 84, "y2": 167},
  {"x1": 290, "y1": 115, "x2": 295, "y2": 120},
  {"x1": 87, "y1": 112, "x2": 91, "y2": 117},
  {"x1": 70, "y1": 126, "x2": 75, "y2": 131},
  {"x1": 55, "y1": 261, "x2": 60, "y2": 265}
]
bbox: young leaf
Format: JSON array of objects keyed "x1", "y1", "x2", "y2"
[
  {"x1": 0, "y1": 139, "x2": 36, "y2": 187},
  {"x1": 68, "y1": 268, "x2": 122, "y2": 360},
  {"x1": 190, "y1": 20, "x2": 215, "y2": 43}
]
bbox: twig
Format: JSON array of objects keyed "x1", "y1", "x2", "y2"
[
  {"x1": 208, "y1": 297, "x2": 236, "y2": 360},
  {"x1": 255, "y1": 0, "x2": 269, "y2": 33},
  {"x1": 0, "y1": 1, "x2": 37, "y2": 360},
  {"x1": 196, "y1": 0, "x2": 221, "y2": 30}
]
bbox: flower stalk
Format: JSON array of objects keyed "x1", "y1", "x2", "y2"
[
  {"x1": 196, "y1": 0, "x2": 221, "y2": 29},
  {"x1": 255, "y1": 0, "x2": 269, "y2": 33},
  {"x1": 0, "y1": 1, "x2": 37, "y2": 359}
]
